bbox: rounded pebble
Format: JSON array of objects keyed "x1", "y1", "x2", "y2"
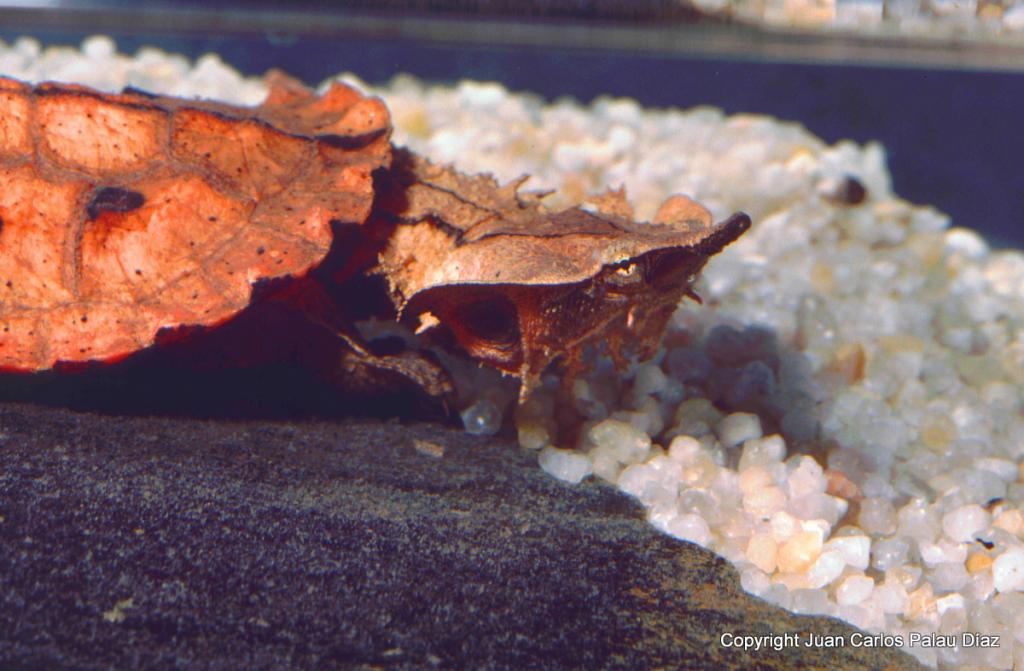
[
  {"x1": 716, "y1": 412, "x2": 763, "y2": 448},
  {"x1": 460, "y1": 400, "x2": 502, "y2": 436},
  {"x1": 777, "y1": 530, "x2": 823, "y2": 574},
  {"x1": 858, "y1": 497, "x2": 897, "y2": 536},
  {"x1": 836, "y1": 574, "x2": 874, "y2": 606},
  {"x1": 664, "y1": 513, "x2": 713, "y2": 546},
  {"x1": 942, "y1": 504, "x2": 991, "y2": 543},
  {"x1": 993, "y1": 547, "x2": 1024, "y2": 593},
  {"x1": 538, "y1": 447, "x2": 593, "y2": 484}
]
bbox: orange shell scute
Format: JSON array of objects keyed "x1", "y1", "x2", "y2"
[
  {"x1": 170, "y1": 109, "x2": 312, "y2": 198},
  {"x1": 37, "y1": 92, "x2": 165, "y2": 176},
  {"x1": 0, "y1": 87, "x2": 32, "y2": 155}
]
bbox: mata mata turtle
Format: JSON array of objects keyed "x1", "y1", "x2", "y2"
[{"x1": 0, "y1": 73, "x2": 750, "y2": 403}]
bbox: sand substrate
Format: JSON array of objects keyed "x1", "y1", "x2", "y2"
[{"x1": 4, "y1": 35, "x2": 1024, "y2": 670}]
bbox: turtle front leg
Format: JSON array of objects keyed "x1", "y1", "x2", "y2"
[{"x1": 262, "y1": 274, "x2": 453, "y2": 401}]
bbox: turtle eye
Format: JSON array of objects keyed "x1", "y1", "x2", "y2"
[
  {"x1": 609, "y1": 262, "x2": 642, "y2": 283},
  {"x1": 453, "y1": 294, "x2": 520, "y2": 350},
  {"x1": 604, "y1": 261, "x2": 644, "y2": 293}
]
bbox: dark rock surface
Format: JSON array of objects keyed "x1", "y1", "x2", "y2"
[{"x1": 0, "y1": 402, "x2": 923, "y2": 670}]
